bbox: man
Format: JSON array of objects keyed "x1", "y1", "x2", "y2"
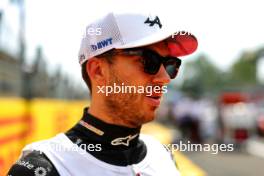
[{"x1": 8, "y1": 12, "x2": 198, "y2": 176}]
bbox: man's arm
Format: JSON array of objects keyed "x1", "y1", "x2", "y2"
[{"x1": 7, "y1": 150, "x2": 60, "y2": 176}]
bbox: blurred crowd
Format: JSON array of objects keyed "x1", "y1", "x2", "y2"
[{"x1": 157, "y1": 90, "x2": 264, "y2": 146}]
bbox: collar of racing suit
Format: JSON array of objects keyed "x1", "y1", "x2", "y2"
[{"x1": 65, "y1": 107, "x2": 147, "y2": 166}]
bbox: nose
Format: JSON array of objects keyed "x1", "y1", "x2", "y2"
[{"x1": 152, "y1": 64, "x2": 170, "y2": 85}]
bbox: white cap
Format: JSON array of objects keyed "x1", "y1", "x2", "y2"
[{"x1": 78, "y1": 12, "x2": 198, "y2": 65}]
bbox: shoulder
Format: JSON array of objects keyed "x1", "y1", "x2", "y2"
[
  {"x1": 139, "y1": 134, "x2": 166, "y2": 148},
  {"x1": 140, "y1": 134, "x2": 172, "y2": 157},
  {"x1": 140, "y1": 134, "x2": 179, "y2": 168},
  {"x1": 7, "y1": 150, "x2": 60, "y2": 176}
]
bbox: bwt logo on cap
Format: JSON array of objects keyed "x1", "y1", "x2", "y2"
[{"x1": 91, "y1": 38, "x2": 113, "y2": 51}]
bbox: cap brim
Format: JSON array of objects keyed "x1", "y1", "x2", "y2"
[
  {"x1": 167, "y1": 33, "x2": 198, "y2": 57},
  {"x1": 116, "y1": 30, "x2": 198, "y2": 57}
]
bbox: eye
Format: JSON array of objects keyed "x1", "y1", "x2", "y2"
[
  {"x1": 133, "y1": 57, "x2": 144, "y2": 65},
  {"x1": 139, "y1": 58, "x2": 145, "y2": 65},
  {"x1": 134, "y1": 58, "x2": 145, "y2": 71}
]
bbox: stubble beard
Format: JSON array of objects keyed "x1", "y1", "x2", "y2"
[{"x1": 104, "y1": 70, "x2": 150, "y2": 128}]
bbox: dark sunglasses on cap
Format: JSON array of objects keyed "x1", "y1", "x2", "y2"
[{"x1": 98, "y1": 48, "x2": 182, "y2": 79}]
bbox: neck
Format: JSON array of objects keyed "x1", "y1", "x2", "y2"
[
  {"x1": 78, "y1": 107, "x2": 141, "y2": 149},
  {"x1": 66, "y1": 107, "x2": 146, "y2": 166},
  {"x1": 89, "y1": 102, "x2": 139, "y2": 128}
]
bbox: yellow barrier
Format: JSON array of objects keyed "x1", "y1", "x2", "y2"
[
  {"x1": 0, "y1": 98, "x2": 89, "y2": 175},
  {"x1": 0, "y1": 98, "x2": 27, "y2": 175}
]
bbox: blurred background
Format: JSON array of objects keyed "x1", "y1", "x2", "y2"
[{"x1": 0, "y1": 0, "x2": 264, "y2": 175}]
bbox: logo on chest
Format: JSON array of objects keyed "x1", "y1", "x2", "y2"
[{"x1": 111, "y1": 134, "x2": 139, "y2": 146}]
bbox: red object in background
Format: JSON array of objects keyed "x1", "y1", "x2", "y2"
[
  {"x1": 259, "y1": 116, "x2": 264, "y2": 129},
  {"x1": 220, "y1": 92, "x2": 248, "y2": 104},
  {"x1": 257, "y1": 116, "x2": 264, "y2": 136},
  {"x1": 234, "y1": 129, "x2": 248, "y2": 142}
]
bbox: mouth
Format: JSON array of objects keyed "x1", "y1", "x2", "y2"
[
  {"x1": 145, "y1": 95, "x2": 162, "y2": 106},
  {"x1": 149, "y1": 96, "x2": 161, "y2": 99}
]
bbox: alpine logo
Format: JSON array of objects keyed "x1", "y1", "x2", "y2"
[
  {"x1": 144, "y1": 16, "x2": 162, "y2": 28},
  {"x1": 111, "y1": 134, "x2": 139, "y2": 146},
  {"x1": 91, "y1": 38, "x2": 113, "y2": 51}
]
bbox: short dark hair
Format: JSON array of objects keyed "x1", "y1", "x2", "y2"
[
  {"x1": 82, "y1": 60, "x2": 92, "y2": 93},
  {"x1": 81, "y1": 53, "x2": 114, "y2": 94}
]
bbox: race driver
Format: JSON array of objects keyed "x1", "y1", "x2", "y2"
[{"x1": 8, "y1": 12, "x2": 198, "y2": 176}]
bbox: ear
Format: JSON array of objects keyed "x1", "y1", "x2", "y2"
[{"x1": 86, "y1": 58, "x2": 107, "y2": 87}]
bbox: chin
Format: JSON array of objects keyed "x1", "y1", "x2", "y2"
[{"x1": 143, "y1": 109, "x2": 157, "y2": 123}]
